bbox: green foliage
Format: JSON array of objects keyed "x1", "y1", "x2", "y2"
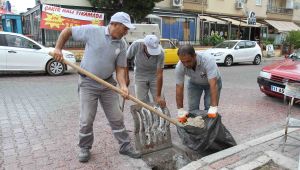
[
  {"x1": 202, "y1": 37, "x2": 210, "y2": 46},
  {"x1": 202, "y1": 34, "x2": 224, "y2": 46},
  {"x1": 285, "y1": 30, "x2": 300, "y2": 49},
  {"x1": 262, "y1": 38, "x2": 274, "y2": 46},
  {"x1": 209, "y1": 34, "x2": 224, "y2": 46},
  {"x1": 89, "y1": 0, "x2": 163, "y2": 22},
  {"x1": 260, "y1": 37, "x2": 274, "y2": 50}
]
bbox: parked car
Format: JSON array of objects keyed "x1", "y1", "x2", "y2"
[
  {"x1": 257, "y1": 52, "x2": 300, "y2": 99},
  {"x1": 160, "y1": 38, "x2": 179, "y2": 66},
  {"x1": 0, "y1": 32, "x2": 76, "y2": 76},
  {"x1": 202, "y1": 40, "x2": 262, "y2": 66}
]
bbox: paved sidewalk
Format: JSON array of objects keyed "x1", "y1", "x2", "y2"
[
  {"x1": 1, "y1": 66, "x2": 298, "y2": 170},
  {"x1": 0, "y1": 75, "x2": 149, "y2": 170},
  {"x1": 181, "y1": 129, "x2": 300, "y2": 170}
]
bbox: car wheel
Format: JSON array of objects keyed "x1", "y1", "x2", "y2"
[
  {"x1": 224, "y1": 56, "x2": 233, "y2": 66},
  {"x1": 253, "y1": 55, "x2": 261, "y2": 65},
  {"x1": 46, "y1": 60, "x2": 65, "y2": 76}
]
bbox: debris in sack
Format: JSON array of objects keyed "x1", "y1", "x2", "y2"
[
  {"x1": 184, "y1": 116, "x2": 205, "y2": 128},
  {"x1": 177, "y1": 110, "x2": 237, "y2": 152}
]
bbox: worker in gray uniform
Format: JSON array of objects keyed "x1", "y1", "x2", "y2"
[
  {"x1": 52, "y1": 12, "x2": 141, "y2": 162},
  {"x1": 126, "y1": 35, "x2": 166, "y2": 108},
  {"x1": 175, "y1": 44, "x2": 222, "y2": 118}
]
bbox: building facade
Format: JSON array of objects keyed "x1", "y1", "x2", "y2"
[
  {"x1": 153, "y1": 0, "x2": 300, "y2": 45},
  {"x1": 21, "y1": 0, "x2": 300, "y2": 47}
]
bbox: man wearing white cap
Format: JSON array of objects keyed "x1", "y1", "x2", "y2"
[
  {"x1": 126, "y1": 35, "x2": 166, "y2": 108},
  {"x1": 52, "y1": 12, "x2": 141, "y2": 162}
]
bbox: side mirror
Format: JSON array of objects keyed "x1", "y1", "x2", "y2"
[{"x1": 235, "y1": 46, "x2": 240, "y2": 50}]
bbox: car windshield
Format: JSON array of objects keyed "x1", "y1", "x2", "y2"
[{"x1": 214, "y1": 41, "x2": 237, "y2": 49}]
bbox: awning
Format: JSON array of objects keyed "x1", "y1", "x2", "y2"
[
  {"x1": 265, "y1": 20, "x2": 300, "y2": 32},
  {"x1": 199, "y1": 16, "x2": 227, "y2": 24},
  {"x1": 221, "y1": 18, "x2": 265, "y2": 27},
  {"x1": 146, "y1": 14, "x2": 161, "y2": 19}
]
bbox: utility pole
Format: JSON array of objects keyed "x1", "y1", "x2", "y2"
[
  {"x1": 202, "y1": 0, "x2": 204, "y2": 16},
  {"x1": 201, "y1": 0, "x2": 204, "y2": 43}
]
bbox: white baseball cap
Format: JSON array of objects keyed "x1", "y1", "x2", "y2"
[
  {"x1": 110, "y1": 12, "x2": 135, "y2": 29},
  {"x1": 144, "y1": 35, "x2": 162, "y2": 56}
]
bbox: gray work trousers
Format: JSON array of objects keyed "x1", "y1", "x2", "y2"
[
  {"x1": 187, "y1": 78, "x2": 222, "y2": 111},
  {"x1": 78, "y1": 76, "x2": 131, "y2": 152},
  {"x1": 135, "y1": 77, "x2": 158, "y2": 103}
]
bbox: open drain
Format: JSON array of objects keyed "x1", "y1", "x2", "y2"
[
  {"x1": 257, "y1": 160, "x2": 287, "y2": 170},
  {"x1": 142, "y1": 148, "x2": 192, "y2": 170},
  {"x1": 130, "y1": 104, "x2": 200, "y2": 170}
]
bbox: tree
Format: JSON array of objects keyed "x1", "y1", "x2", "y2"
[
  {"x1": 285, "y1": 31, "x2": 300, "y2": 48},
  {"x1": 89, "y1": 0, "x2": 163, "y2": 22}
]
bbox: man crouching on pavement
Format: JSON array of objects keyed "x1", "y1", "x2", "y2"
[{"x1": 51, "y1": 12, "x2": 141, "y2": 162}]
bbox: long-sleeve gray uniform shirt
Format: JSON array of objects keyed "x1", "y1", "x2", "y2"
[
  {"x1": 126, "y1": 40, "x2": 164, "y2": 80},
  {"x1": 175, "y1": 52, "x2": 221, "y2": 85}
]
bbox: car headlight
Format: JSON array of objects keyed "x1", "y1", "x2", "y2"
[
  {"x1": 259, "y1": 71, "x2": 271, "y2": 79},
  {"x1": 214, "y1": 52, "x2": 225, "y2": 56},
  {"x1": 65, "y1": 54, "x2": 75, "y2": 59}
]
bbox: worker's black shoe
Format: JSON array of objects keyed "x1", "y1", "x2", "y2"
[
  {"x1": 78, "y1": 148, "x2": 91, "y2": 162},
  {"x1": 119, "y1": 147, "x2": 141, "y2": 159}
]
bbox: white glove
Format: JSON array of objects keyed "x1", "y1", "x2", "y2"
[
  {"x1": 208, "y1": 106, "x2": 218, "y2": 118},
  {"x1": 177, "y1": 108, "x2": 188, "y2": 118},
  {"x1": 177, "y1": 108, "x2": 188, "y2": 123}
]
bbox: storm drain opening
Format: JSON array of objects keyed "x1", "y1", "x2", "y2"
[
  {"x1": 255, "y1": 160, "x2": 287, "y2": 170},
  {"x1": 130, "y1": 104, "x2": 200, "y2": 170},
  {"x1": 142, "y1": 147, "x2": 192, "y2": 170}
]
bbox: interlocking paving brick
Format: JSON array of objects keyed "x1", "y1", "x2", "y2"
[
  {"x1": 19, "y1": 155, "x2": 35, "y2": 166},
  {"x1": 1, "y1": 67, "x2": 300, "y2": 170}
]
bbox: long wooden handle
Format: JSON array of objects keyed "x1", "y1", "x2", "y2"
[{"x1": 49, "y1": 52, "x2": 181, "y2": 126}]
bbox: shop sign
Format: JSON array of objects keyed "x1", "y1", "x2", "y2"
[
  {"x1": 247, "y1": 11, "x2": 256, "y2": 25},
  {"x1": 40, "y1": 4, "x2": 104, "y2": 31}
]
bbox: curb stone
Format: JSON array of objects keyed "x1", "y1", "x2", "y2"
[{"x1": 180, "y1": 128, "x2": 299, "y2": 170}]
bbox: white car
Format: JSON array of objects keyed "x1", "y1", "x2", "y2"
[
  {"x1": 201, "y1": 40, "x2": 262, "y2": 66},
  {"x1": 0, "y1": 32, "x2": 76, "y2": 76}
]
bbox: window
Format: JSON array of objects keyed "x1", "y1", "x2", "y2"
[
  {"x1": 237, "y1": 41, "x2": 245, "y2": 49},
  {"x1": 256, "y1": 0, "x2": 262, "y2": 5},
  {"x1": 160, "y1": 40, "x2": 175, "y2": 49},
  {"x1": 0, "y1": 34, "x2": 7, "y2": 46},
  {"x1": 5, "y1": 35, "x2": 39, "y2": 49},
  {"x1": 245, "y1": 41, "x2": 255, "y2": 48}
]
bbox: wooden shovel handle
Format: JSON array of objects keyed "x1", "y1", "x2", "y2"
[{"x1": 49, "y1": 52, "x2": 181, "y2": 126}]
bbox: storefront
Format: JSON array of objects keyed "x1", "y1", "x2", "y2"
[
  {"x1": 199, "y1": 15, "x2": 229, "y2": 39},
  {"x1": 152, "y1": 9, "x2": 197, "y2": 44},
  {"x1": 1, "y1": 14, "x2": 22, "y2": 33},
  {"x1": 264, "y1": 20, "x2": 300, "y2": 45},
  {"x1": 219, "y1": 17, "x2": 266, "y2": 42},
  {"x1": 0, "y1": 8, "x2": 14, "y2": 32}
]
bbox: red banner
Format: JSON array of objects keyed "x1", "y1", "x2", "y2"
[{"x1": 40, "y1": 4, "x2": 104, "y2": 31}]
